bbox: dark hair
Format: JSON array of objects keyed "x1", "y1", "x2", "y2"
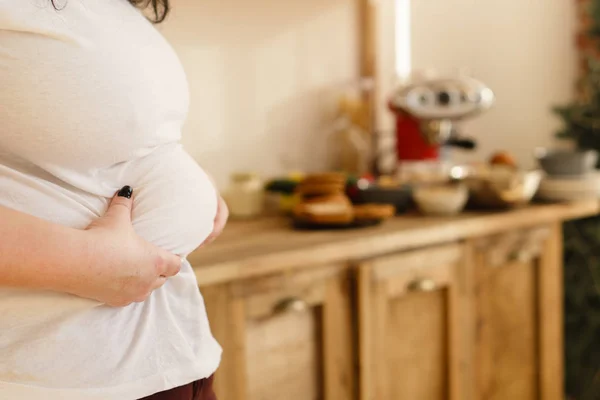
[{"x1": 50, "y1": 0, "x2": 170, "y2": 23}]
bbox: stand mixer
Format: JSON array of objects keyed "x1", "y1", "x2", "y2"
[{"x1": 388, "y1": 73, "x2": 495, "y2": 165}]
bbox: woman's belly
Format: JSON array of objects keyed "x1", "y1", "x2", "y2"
[
  {"x1": 0, "y1": 143, "x2": 217, "y2": 257},
  {"x1": 124, "y1": 144, "x2": 218, "y2": 257},
  {"x1": 0, "y1": 144, "x2": 222, "y2": 390}
]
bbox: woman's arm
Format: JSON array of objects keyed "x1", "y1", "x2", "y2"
[
  {"x1": 0, "y1": 203, "x2": 93, "y2": 291},
  {"x1": 0, "y1": 187, "x2": 181, "y2": 306}
]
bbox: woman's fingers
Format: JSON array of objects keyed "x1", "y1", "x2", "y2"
[
  {"x1": 152, "y1": 276, "x2": 168, "y2": 291},
  {"x1": 157, "y1": 251, "x2": 182, "y2": 278},
  {"x1": 214, "y1": 195, "x2": 229, "y2": 234},
  {"x1": 146, "y1": 255, "x2": 180, "y2": 297},
  {"x1": 204, "y1": 195, "x2": 229, "y2": 246},
  {"x1": 105, "y1": 186, "x2": 134, "y2": 222}
]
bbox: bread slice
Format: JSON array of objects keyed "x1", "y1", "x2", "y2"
[{"x1": 293, "y1": 196, "x2": 354, "y2": 224}]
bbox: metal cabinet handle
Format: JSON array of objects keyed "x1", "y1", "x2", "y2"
[
  {"x1": 509, "y1": 250, "x2": 521, "y2": 262},
  {"x1": 407, "y1": 278, "x2": 438, "y2": 292},
  {"x1": 273, "y1": 297, "x2": 308, "y2": 315},
  {"x1": 509, "y1": 249, "x2": 529, "y2": 263}
]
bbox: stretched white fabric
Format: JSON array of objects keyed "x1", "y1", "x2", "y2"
[{"x1": 0, "y1": 1, "x2": 221, "y2": 398}]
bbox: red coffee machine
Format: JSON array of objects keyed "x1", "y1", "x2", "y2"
[{"x1": 388, "y1": 74, "x2": 495, "y2": 163}]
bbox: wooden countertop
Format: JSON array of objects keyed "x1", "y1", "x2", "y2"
[{"x1": 190, "y1": 200, "x2": 598, "y2": 286}]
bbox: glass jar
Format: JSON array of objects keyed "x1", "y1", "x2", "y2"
[{"x1": 224, "y1": 172, "x2": 264, "y2": 219}]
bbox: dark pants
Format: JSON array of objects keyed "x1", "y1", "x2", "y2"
[{"x1": 139, "y1": 375, "x2": 216, "y2": 400}]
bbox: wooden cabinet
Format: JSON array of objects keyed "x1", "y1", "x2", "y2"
[
  {"x1": 203, "y1": 264, "x2": 355, "y2": 400},
  {"x1": 470, "y1": 223, "x2": 563, "y2": 400},
  {"x1": 195, "y1": 209, "x2": 582, "y2": 400},
  {"x1": 357, "y1": 243, "x2": 467, "y2": 400}
]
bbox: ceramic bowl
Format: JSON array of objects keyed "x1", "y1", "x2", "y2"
[
  {"x1": 537, "y1": 172, "x2": 600, "y2": 201},
  {"x1": 412, "y1": 183, "x2": 468, "y2": 216},
  {"x1": 465, "y1": 167, "x2": 542, "y2": 209},
  {"x1": 534, "y1": 148, "x2": 598, "y2": 177}
]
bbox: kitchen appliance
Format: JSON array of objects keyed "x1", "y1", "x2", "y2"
[{"x1": 388, "y1": 73, "x2": 495, "y2": 162}]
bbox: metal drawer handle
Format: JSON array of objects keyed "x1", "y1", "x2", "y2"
[
  {"x1": 273, "y1": 297, "x2": 308, "y2": 314},
  {"x1": 407, "y1": 278, "x2": 438, "y2": 292},
  {"x1": 509, "y1": 249, "x2": 529, "y2": 262}
]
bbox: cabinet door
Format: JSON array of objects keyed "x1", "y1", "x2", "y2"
[
  {"x1": 202, "y1": 264, "x2": 355, "y2": 400},
  {"x1": 470, "y1": 223, "x2": 562, "y2": 400},
  {"x1": 357, "y1": 243, "x2": 467, "y2": 400}
]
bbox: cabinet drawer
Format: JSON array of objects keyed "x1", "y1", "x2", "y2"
[
  {"x1": 357, "y1": 243, "x2": 467, "y2": 400},
  {"x1": 230, "y1": 265, "x2": 341, "y2": 319},
  {"x1": 470, "y1": 224, "x2": 560, "y2": 400},
  {"x1": 474, "y1": 225, "x2": 550, "y2": 267},
  {"x1": 203, "y1": 264, "x2": 355, "y2": 400},
  {"x1": 369, "y1": 243, "x2": 462, "y2": 297}
]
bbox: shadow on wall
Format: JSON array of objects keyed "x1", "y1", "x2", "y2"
[{"x1": 160, "y1": 0, "x2": 359, "y2": 187}]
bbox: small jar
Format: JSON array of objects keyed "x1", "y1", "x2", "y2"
[{"x1": 224, "y1": 172, "x2": 265, "y2": 219}]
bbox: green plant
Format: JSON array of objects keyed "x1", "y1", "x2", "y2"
[
  {"x1": 553, "y1": 8, "x2": 600, "y2": 396},
  {"x1": 554, "y1": 59, "x2": 600, "y2": 161},
  {"x1": 590, "y1": 0, "x2": 600, "y2": 39},
  {"x1": 563, "y1": 217, "x2": 600, "y2": 400}
]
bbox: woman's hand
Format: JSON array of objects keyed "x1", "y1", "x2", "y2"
[
  {"x1": 201, "y1": 174, "x2": 229, "y2": 247},
  {"x1": 80, "y1": 186, "x2": 182, "y2": 306},
  {"x1": 0, "y1": 186, "x2": 180, "y2": 306},
  {"x1": 203, "y1": 194, "x2": 229, "y2": 246}
]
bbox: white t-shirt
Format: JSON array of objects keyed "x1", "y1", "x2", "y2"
[{"x1": 0, "y1": 1, "x2": 222, "y2": 399}]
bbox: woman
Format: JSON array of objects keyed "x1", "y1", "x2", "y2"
[{"x1": 0, "y1": 0, "x2": 226, "y2": 398}]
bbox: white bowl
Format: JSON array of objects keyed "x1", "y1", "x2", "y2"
[
  {"x1": 537, "y1": 172, "x2": 600, "y2": 201},
  {"x1": 539, "y1": 171, "x2": 600, "y2": 191},
  {"x1": 413, "y1": 183, "x2": 469, "y2": 216},
  {"x1": 537, "y1": 188, "x2": 598, "y2": 201}
]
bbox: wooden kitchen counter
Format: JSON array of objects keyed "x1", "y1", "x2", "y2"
[{"x1": 189, "y1": 200, "x2": 598, "y2": 286}]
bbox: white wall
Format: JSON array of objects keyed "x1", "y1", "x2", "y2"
[
  {"x1": 408, "y1": 0, "x2": 577, "y2": 167},
  {"x1": 159, "y1": 0, "x2": 572, "y2": 185},
  {"x1": 159, "y1": 0, "x2": 360, "y2": 187}
]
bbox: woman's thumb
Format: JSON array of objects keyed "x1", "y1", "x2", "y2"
[{"x1": 105, "y1": 185, "x2": 134, "y2": 222}]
